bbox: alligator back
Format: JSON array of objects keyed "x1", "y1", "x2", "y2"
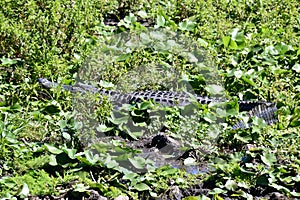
[{"x1": 38, "y1": 78, "x2": 278, "y2": 129}]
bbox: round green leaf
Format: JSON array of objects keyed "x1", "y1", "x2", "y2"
[
  {"x1": 44, "y1": 144, "x2": 63, "y2": 154},
  {"x1": 133, "y1": 183, "x2": 150, "y2": 191}
]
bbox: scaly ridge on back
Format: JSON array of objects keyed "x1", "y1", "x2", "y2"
[{"x1": 37, "y1": 78, "x2": 278, "y2": 129}]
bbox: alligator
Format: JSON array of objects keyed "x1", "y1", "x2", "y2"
[{"x1": 37, "y1": 78, "x2": 278, "y2": 130}]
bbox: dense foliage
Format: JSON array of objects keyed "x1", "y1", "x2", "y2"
[{"x1": 0, "y1": 0, "x2": 299, "y2": 199}]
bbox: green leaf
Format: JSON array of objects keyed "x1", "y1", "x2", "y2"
[
  {"x1": 292, "y1": 175, "x2": 300, "y2": 182},
  {"x1": 234, "y1": 134, "x2": 251, "y2": 143},
  {"x1": 234, "y1": 70, "x2": 243, "y2": 78},
  {"x1": 18, "y1": 183, "x2": 29, "y2": 198},
  {"x1": 109, "y1": 113, "x2": 129, "y2": 125},
  {"x1": 290, "y1": 120, "x2": 300, "y2": 127},
  {"x1": 133, "y1": 183, "x2": 150, "y2": 191},
  {"x1": 231, "y1": 190, "x2": 253, "y2": 199},
  {"x1": 124, "y1": 13, "x2": 137, "y2": 23},
  {"x1": 49, "y1": 154, "x2": 58, "y2": 166},
  {"x1": 74, "y1": 53, "x2": 81, "y2": 60},
  {"x1": 160, "y1": 168, "x2": 178, "y2": 176},
  {"x1": 231, "y1": 28, "x2": 240, "y2": 40},
  {"x1": 44, "y1": 144, "x2": 63, "y2": 154},
  {"x1": 138, "y1": 101, "x2": 153, "y2": 110},
  {"x1": 261, "y1": 152, "x2": 277, "y2": 166},
  {"x1": 225, "y1": 179, "x2": 238, "y2": 191},
  {"x1": 205, "y1": 84, "x2": 224, "y2": 95},
  {"x1": 96, "y1": 124, "x2": 114, "y2": 132},
  {"x1": 122, "y1": 126, "x2": 144, "y2": 140},
  {"x1": 290, "y1": 191, "x2": 300, "y2": 197},
  {"x1": 197, "y1": 38, "x2": 208, "y2": 48},
  {"x1": 99, "y1": 80, "x2": 115, "y2": 88},
  {"x1": 62, "y1": 148, "x2": 76, "y2": 159},
  {"x1": 231, "y1": 29, "x2": 246, "y2": 47},
  {"x1": 85, "y1": 150, "x2": 99, "y2": 165},
  {"x1": 62, "y1": 132, "x2": 71, "y2": 141},
  {"x1": 241, "y1": 76, "x2": 256, "y2": 87},
  {"x1": 128, "y1": 156, "x2": 146, "y2": 169},
  {"x1": 59, "y1": 120, "x2": 67, "y2": 129},
  {"x1": 269, "y1": 183, "x2": 290, "y2": 193},
  {"x1": 73, "y1": 183, "x2": 89, "y2": 192},
  {"x1": 226, "y1": 99, "x2": 239, "y2": 116},
  {"x1": 209, "y1": 188, "x2": 227, "y2": 194},
  {"x1": 222, "y1": 36, "x2": 231, "y2": 47},
  {"x1": 123, "y1": 172, "x2": 138, "y2": 181},
  {"x1": 156, "y1": 15, "x2": 165, "y2": 27},
  {"x1": 216, "y1": 107, "x2": 227, "y2": 117},
  {"x1": 116, "y1": 53, "x2": 131, "y2": 62},
  {"x1": 106, "y1": 159, "x2": 119, "y2": 169},
  {"x1": 204, "y1": 112, "x2": 217, "y2": 123},
  {"x1": 275, "y1": 43, "x2": 290, "y2": 55},
  {"x1": 10, "y1": 103, "x2": 22, "y2": 111},
  {"x1": 265, "y1": 46, "x2": 279, "y2": 55},
  {"x1": 140, "y1": 32, "x2": 152, "y2": 44},
  {"x1": 179, "y1": 20, "x2": 196, "y2": 31},
  {"x1": 137, "y1": 10, "x2": 147, "y2": 18},
  {"x1": 229, "y1": 39, "x2": 238, "y2": 49},
  {"x1": 183, "y1": 196, "x2": 205, "y2": 200},
  {"x1": 292, "y1": 63, "x2": 300, "y2": 73},
  {"x1": 1, "y1": 57, "x2": 18, "y2": 65},
  {"x1": 131, "y1": 110, "x2": 144, "y2": 117},
  {"x1": 252, "y1": 117, "x2": 267, "y2": 128}
]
